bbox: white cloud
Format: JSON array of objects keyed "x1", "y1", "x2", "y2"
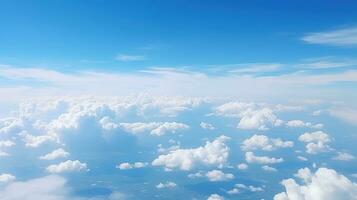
[
  {"x1": 46, "y1": 160, "x2": 88, "y2": 173},
  {"x1": 39, "y1": 148, "x2": 69, "y2": 160},
  {"x1": 286, "y1": 120, "x2": 323, "y2": 129},
  {"x1": 205, "y1": 170, "x2": 234, "y2": 182},
  {"x1": 116, "y1": 162, "x2": 148, "y2": 170},
  {"x1": 333, "y1": 152, "x2": 355, "y2": 161},
  {"x1": 262, "y1": 165, "x2": 277, "y2": 172},
  {"x1": 241, "y1": 134, "x2": 293, "y2": 151},
  {"x1": 245, "y1": 152, "x2": 283, "y2": 164},
  {"x1": 237, "y1": 163, "x2": 248, "y2": 170},
  {"x1": 156, "y1": 181, "x2": 177, "y2": 189},
  {"x1": 115, "y1": 54, "x2": 146, "y2": 61},
  {"x1": 298, "y1": 131, "x2": 331, "y2": 154},
  {"x1": 119, "y1": 122, "x2": 189, "y2": 136},
  {"x1": 0, "y1": 175, "x2": 69, "y2": 200},
  {"x1": 0, "y1": 174, "x2": 15, "y2": 183},
  {"x1": 207, "y1": 194, "x2": 225, "y2": 200},
  {"x1": 200, "y1": 122, "x2": 215, "y2": 130},
  {"x1": 302, "y1": 26, "x2": 357, "y2": 46},
  {"x1": 152, "y1": 135, "x2": 230, "y2": 170},
  {"x1": 274, "y1": 167, "x2": 357, "y2": 200}
]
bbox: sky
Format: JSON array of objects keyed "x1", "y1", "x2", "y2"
[{"x1": 0, "y1": 1, "x2": 357, "y2": 200}]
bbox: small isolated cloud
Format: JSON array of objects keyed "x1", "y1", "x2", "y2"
[
  {"x1": 156, "y1": 181, "x2": 177, "y2": 189},
  {"x1": 152, "y1": 135, "x2": 230, "y2": 170},
  {"x1": 200, "y1": 122, "x2": 215, "y2": 130},
  {"x1": 274, "y1": 167, "x2": 357, "y2": 200},
  {"x1": 39, "y1": 148, "x2": 69, "y2": 160},
  {"x1": 245, "y1": 152, "x2": 283, "y2": 164},
  {"x1": 241, "y1": 134, "x2": 293, "y2": 151},
  {"x1": 207, "y1": 194, "x2": 225, "y2": 200},
  {"x1": 46, "y1": 160, "x2": 88, "y2": 173},
  {"x1": 262, "y1": 165, "x2": 277, "y2": 172},
  {"x1": 116, "y1": 162, "x2": 148, "y2": 170},
  {"x1": 299, "y1": 131, "x2": 332, "y2": 154},
  {"x1": 333, "y1": 152, "x2": 355, "y2": 161},
  {"x1": 205, "y1": 170, "x2": 234, "y2": 182},
  {"x1": 119, "y1": 122, "x2": 189, "y2": 136},
  {"x1": 286, "y1": 120, "x2": 323, "y2": 129},
  {"x1": 0, "y1": 174, "x2": 16, "y2": 183},
  {"x1": 302, "y1": 26, "x2": 357, "y2": 46},
  {"x1": 115, "y1": 53, "x2": 146, "y2": 61},
  {"x1": 237, "y1": 163, "x2": 248, "y2": 170}
]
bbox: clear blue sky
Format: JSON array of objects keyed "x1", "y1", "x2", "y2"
[{"x1": 1, "y1": 0, "x2": 357, "y2": 72}]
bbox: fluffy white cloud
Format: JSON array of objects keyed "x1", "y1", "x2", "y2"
[
  {"x1": 152, "y1": 135, "x2": 230, "y2": 170},
  {"x1": 156, "y1": 181, "x2": 177, "y2": 189},
  {"x1": 119, "y1": 122, "x2": 189, "y2": 136},
  {"x1": 262, "y1": 165, "x2": 277, "y2": 172},
  {"x1": 214, "y1": 102, "x2": 283, "y2": 130},
  {"x1": 0, "y1": 175, "x2": 69, "y2": 200},
  {"x1": 299, "y1": 131, "x2": 331, "y2": 154},
  {"x1": 39, "y1": 148, "x2": 69, "y2": 160},
  {"x1": 46, "y1": 160, "x2": 88, "y2": 173},
  {"x1": 0, "y1": 174, "x2": 15, "y2": 183},
  {"x1": 245, "y1": 152, "x2": 283, "y2": 164},
  {"x1": 286, "y1": 120, "x2": 323, "y2": 129},
  {"x1": 237, "y1": 163, "x2": 248, "y2": 170},
  {"x1": 333, "y1": 152, "x2": 355, "y2": 161},
  {"x1": 207, "y1": 194, "x2": 225, "y2": 200},
  {"x1": 205, "y1": 170, "x2": 234, "y2": 182},
  {"x1": 116, "y1": 162, "x2": 148, "y2": 170},
  {"x1": 241, "y1": 134, "x2": 293, "y2": 151},
  {"x1": 274, "y1": 167, "x2": 357, "y2": 200},
  {"x1": 200, "y1": 122, "x2": 215, "y2": 130}
]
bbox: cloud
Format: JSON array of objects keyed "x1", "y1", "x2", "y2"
[
  {"x1": 205, "y1": 170, "x2": 234, "y2": 182},
  {"x1": 152, "y1": 135, "x2": 230, "y2": 170},
  {"x1": 302, "y1": 26, "x2": 357, "y2": 46},
  {"x1": 274, "y1": 167, "x2": 357, "y2": 200},
  {"x1": 46, "y1": 160, "x2": 88, "y2": 173},
  {"x1": 241, "y1": 134, "x2": 293, "y2": 151},
  {"x1": 286, "y1": 120, "x2": 323, "y2": 129},
  {"x1": 119, "y1": 122, "x2": 189, "y2": 136},
  {"x1": 245, "y1": 152, "x2": 283, "y2": 164},
  {"x1": 200, "y1": 122, "x2": 215, "y2": 130},
  {"x1": 333, "y1": 152, "x2": 355, "y2": 161},
  {"x1": 39, "y1": 148, "x2": 70, "y2": 160},
  {"x1": 0, "y1": 175, "x2": 69, "y2": 200},
  {"x1": 156, "y1": 181, "x2": 177, "y2": 189},
  {"x1": 115, "y1": 54, "x2": 146, "y2": 61},
  {"x1": 298, "y1": 131, "x2": 331, "y2": 154},
  {"x1": 0, "y1": 174, "x2": 16, "y2": 183},
  {"x1": 116, "y1": 162, "x2": 148, "y2": 170},
  {"x1": 207, "y1": 194, "x2": 225, "y2": 200}
]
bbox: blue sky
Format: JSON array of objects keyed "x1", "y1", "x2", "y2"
[{"x1": 0, "y1": 1, "x2": 357, "y2": 200}]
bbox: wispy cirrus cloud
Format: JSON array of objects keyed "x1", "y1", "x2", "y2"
[{"x1": 302, "y1": 26, "x2": 357, "y2": 46}]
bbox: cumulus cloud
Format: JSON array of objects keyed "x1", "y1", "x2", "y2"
[
  {"x1": 245, "y1": 152, "x2": 283, "y2": 164},
  {"x1": 200, "y1": 122, "x2": 215, "y2": 130},
  {"x1": 205, "y1": 170, "x2": 234, "y2": 182},
  {"x1": 39, "y1": 148, "x2": 69, "y2": 160},
  {"x1": 207, "y1": 194, "x2": 225, "y2": 200},
  {"x1": 46, "y1": 160, "x2": 88, "y2": 173},
  {"x1": 0, "y1": 174, "x2": 16, "y2": 183},
  {"x1": 333, "y1": 152, "x2": 355, "y2": 161},
  {"x1": 156, "y1": 181, "x2": 177, "y2": 189},
  {"x1": 214, "y1": 102, "x2": 283, "y2": 130},
  {"x1": 274, "y1": 167, "x2": 357, "y2": 200},
  {"x1": 152, "y1": 135, "x2": 230, "y2": 170},
  {"x1": 116, "y1": 162, "x2": 148, "y2": 170},
  {"x1": 119, "y1": 122, "x2": 189, "y2": 136},
  {"x1": 286, "y1": 120, "x2": 323, "y2": 129},
  {"x1": 298, "y1": 131, "x2": 332, "y2": 154},
  {"x1": 241, "y1": 134, "x2": 293, "y2": 151}
]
